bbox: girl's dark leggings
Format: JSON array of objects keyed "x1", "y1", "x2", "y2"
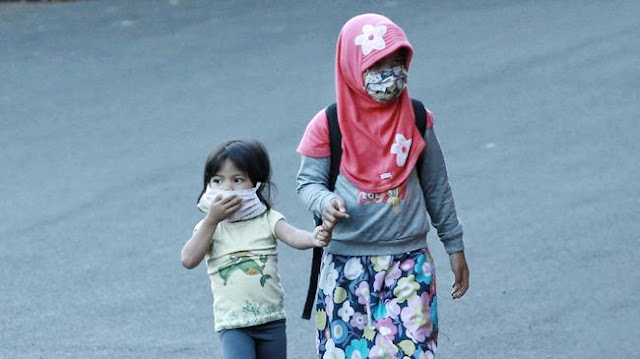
[{"x1": 219, "y1": 319, "x2": 287, "y2": 359}]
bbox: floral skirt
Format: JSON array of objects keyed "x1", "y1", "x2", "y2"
[{"x1": 316, "y1": 248, "x2": 438, "y2": 359}]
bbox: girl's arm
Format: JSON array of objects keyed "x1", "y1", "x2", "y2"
[
  {"x1": 181, "y1": 218, "x2": 217, "y2": 269},
  {"x1": 181, "y1": 195, "x2": 241, "y2": 268},
  {"x1": 274, "y1": 219, "x2": 330, "y2": 250}
]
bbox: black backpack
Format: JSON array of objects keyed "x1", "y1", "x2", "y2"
[{"x1": 301, "y1": 99, "x2": 428, "y2": 319}]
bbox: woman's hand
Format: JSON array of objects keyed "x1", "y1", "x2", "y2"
[
  {"x1": 449, "y1": 251, "x2": 469, "y2": 299},
  {"x1": 204, "y1": 194, "x2": 242, "y2": 224},
  {"x1": 322, "y1": 196, "x2": 349, "y2": 231}
]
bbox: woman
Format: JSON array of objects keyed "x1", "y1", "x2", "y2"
[{"x1": 296, "y1": 13, "x2": 469, "y2": 358}]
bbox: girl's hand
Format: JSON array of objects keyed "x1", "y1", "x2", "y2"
[
  {"x1": 322, "y1": 196, "x2": 349, "y2": 231},
  {"x1": 312, "y1": 225, "x2": 332, "y2": 247},
  {"x1": 205, "y1": 194, "x2": 242, "y2": 224},
  {"x1": 449, "y1": 251, "x2": 469, "y2": 299}
]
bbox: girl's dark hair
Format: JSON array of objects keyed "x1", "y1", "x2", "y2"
[{"x1": 198, "y1": 139, "x2": 273, "y2": 209}]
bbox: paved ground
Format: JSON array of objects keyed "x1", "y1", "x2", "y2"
[{"x1": 2, "y1": 0, "x2": 639, "y2": 358}]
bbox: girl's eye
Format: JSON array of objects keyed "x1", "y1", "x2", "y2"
[
  {"x1": 234, "y1": 177, "x2": 245, "y2": 183},
  {"x1": 210, "y1": 178, "x2": 221, "y2": 184}
]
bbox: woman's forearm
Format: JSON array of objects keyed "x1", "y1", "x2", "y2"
[{"x1": 296, "y1": 156, "x2": 336, "y2": 217}]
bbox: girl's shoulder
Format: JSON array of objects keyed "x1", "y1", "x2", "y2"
[
  {"x1": 264, "y1": 208, "x2": 285, "y2": 225},
  {"x1": 261, "y1": 209, "x2": 285, "y2": 237}
]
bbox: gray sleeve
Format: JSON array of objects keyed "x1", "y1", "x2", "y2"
[
  {"x1": 419, "y1": 128, "x2": 465, "y2": 254},
  {"x1": 296, "y1": 155, "x2": 339, "y2": 219}
]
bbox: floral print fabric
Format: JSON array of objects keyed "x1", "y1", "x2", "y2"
[
  {"x1": 354, "y1": 24, "x2": 387, "y2": 55},
  {"x1": 316, "y1": 248, "x2": 438, "y2": 359}
]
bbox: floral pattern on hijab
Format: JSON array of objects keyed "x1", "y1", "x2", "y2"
[{"x1": 354, "y1": 24, "x2": 387, "y2": 55}]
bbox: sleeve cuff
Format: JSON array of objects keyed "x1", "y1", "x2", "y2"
[{"x1": 442, "y1": 235, "x2": 465, "y2": 254}]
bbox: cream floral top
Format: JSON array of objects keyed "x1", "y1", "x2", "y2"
[{"x1": 194, "y1": 210, "x2": 286, "y2": 331}]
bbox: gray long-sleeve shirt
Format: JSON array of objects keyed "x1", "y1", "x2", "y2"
[{"x1": 296, "y1": 127, "x2": 464, "y2": 256}]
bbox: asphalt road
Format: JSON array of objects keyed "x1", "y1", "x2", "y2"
[{"x1": 2, "y1": 1, "x2": 639, "y2": 358}]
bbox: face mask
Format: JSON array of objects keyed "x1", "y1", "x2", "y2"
[
  {"x1": 197, "y1": 182, "x2": 267, "y2": 222},
  {"x1": 363, "y1": 65, "x2": 408, "y2": 103}
]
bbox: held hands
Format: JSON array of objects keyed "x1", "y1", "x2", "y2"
[
  {"x1": 449, "y1": 251, "x2": 470, "y2": 299},
  {"x1": 204, "y1": 194, "x2": 242, "y2": 224},
  {"x1": 312, "y1": 196, "x2": 347, "y2": 248},
  {"x1": 322, "y1": 196, "x2": 350, "y2": 231},
  {"x1": 312, "y1": 225, "x2": 332, "y2": 248}
]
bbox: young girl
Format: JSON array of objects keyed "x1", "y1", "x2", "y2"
[
  {"x1": 296, "y1": 14, "x2": 469, "y2": 358},
  {"x1": 181, "y1": 139, "x2": 330, "y2": 359}
]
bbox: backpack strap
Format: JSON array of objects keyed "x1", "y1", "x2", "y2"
[
  {"x1": 302, "y1": 103, "x2": 340, "y2": 320},
  {"x1": 326, "y1": 103, "x2": 342, "y2": 190},
  {"x1": 302, "y1": 100, "x2": 426, "y2": 320},
  {"x1": 411, "y1": 99, "x2": 427, "y2": 178}
]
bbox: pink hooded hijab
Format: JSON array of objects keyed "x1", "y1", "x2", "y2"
[{"x1": 298, "y1": 14, "x2": 426, "y2": 193}]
